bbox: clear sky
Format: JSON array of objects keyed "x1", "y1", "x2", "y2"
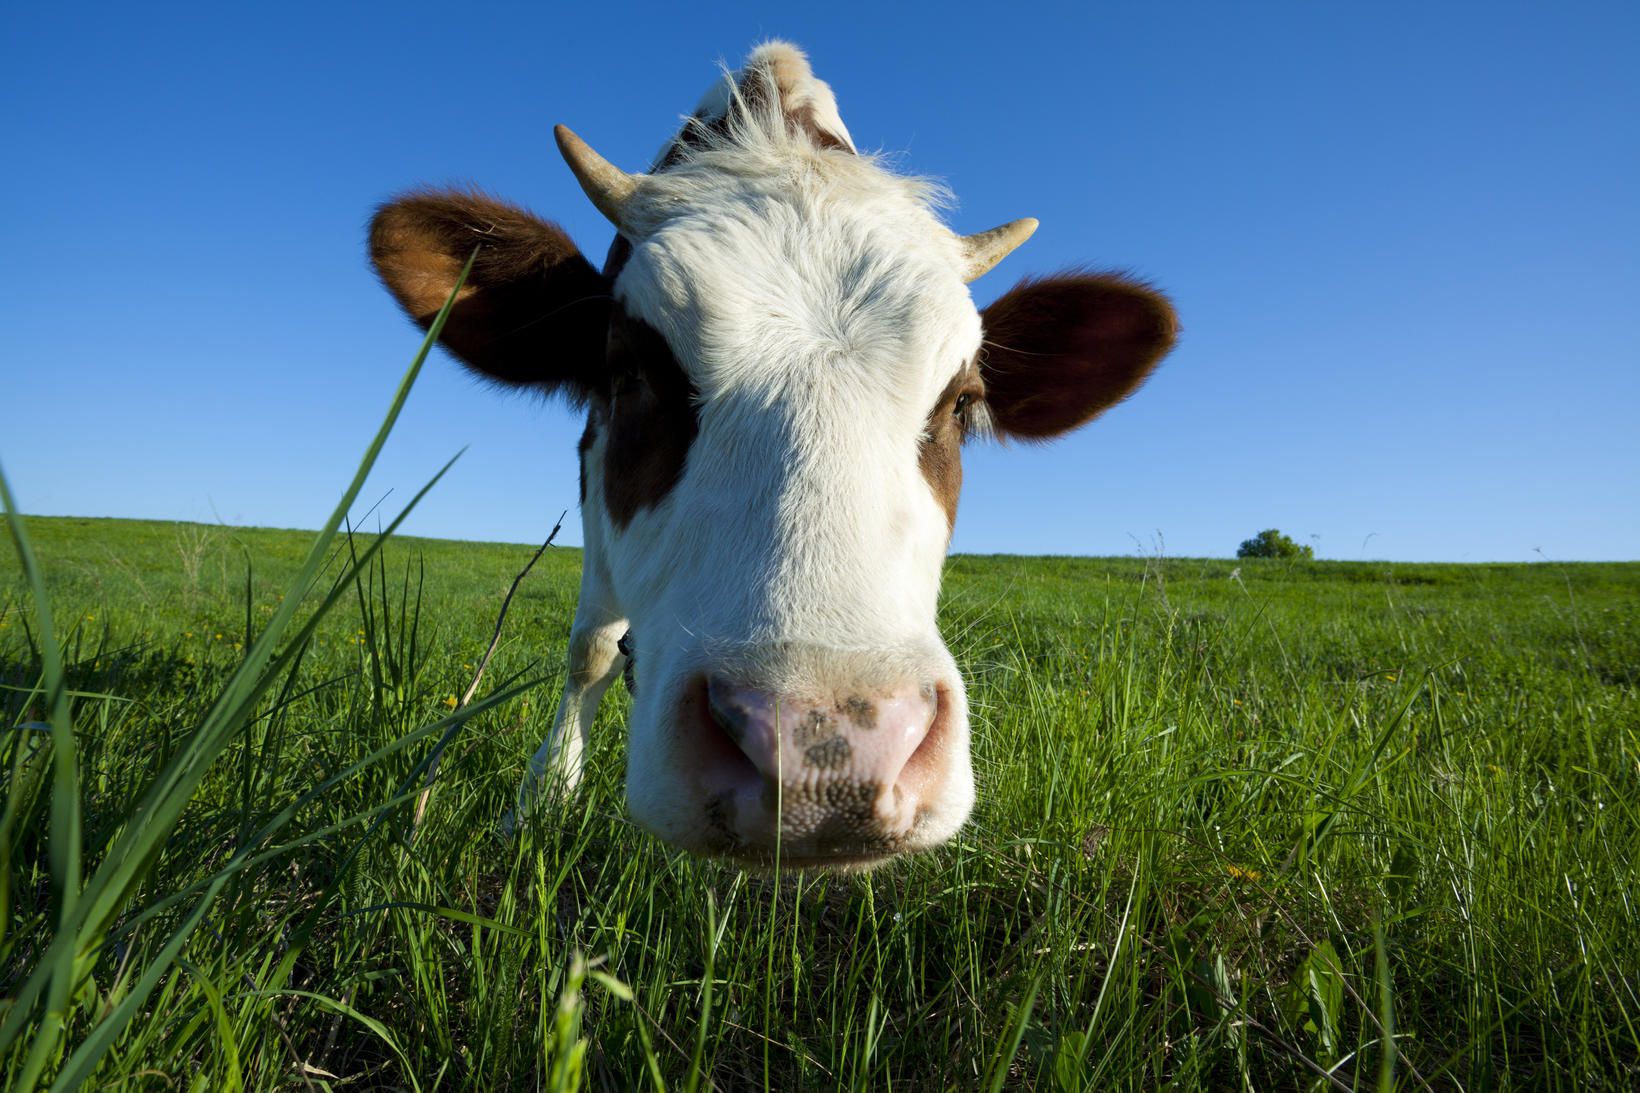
[{"x1": 3, "y1": 2, "x2": 1636, "y2": 561}]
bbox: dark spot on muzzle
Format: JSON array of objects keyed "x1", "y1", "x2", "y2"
[
  {"x1": 804, "y1": 735, "x2": 853, "y2": 770},
  {"x1": 837, "y1": 694, "x2": 876, "y2": 729},
  {"x1": 794, "y1": 708, "x2": 836, "y2": 746}
]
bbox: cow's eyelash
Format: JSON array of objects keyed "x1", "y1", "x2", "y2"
[{"x1": 954, "y1": 390, "x2": 994, "y2": 441}]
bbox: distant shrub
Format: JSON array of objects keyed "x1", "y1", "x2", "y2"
[{"x1": 1237, "y1": 528, "x2": 1314, "y2": 560}]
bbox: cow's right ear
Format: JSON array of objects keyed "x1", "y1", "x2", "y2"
[{"x1": 369, "y1": 190, "x2": 611, "y2": 398}]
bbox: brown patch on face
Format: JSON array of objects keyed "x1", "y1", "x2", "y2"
[
  {"x1": 576, "y1": 414, "x2": 598, "y2": 505},
  {"x1": 602, "y1": 306, "x2": 699, "y2": 528},
  {"x1": 918, "y1": 364, "x2": 984, "y2": 530}
]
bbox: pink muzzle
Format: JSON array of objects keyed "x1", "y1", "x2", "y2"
[{"x1": 682, "y1": 674, "x2": 947, "y2": 862}]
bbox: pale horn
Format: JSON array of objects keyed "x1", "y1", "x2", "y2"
[
  {"x1": 554, "y1": 124, "x2": 640, "y2": 230},
  {"x1": 960, "y1": 218, "x2": 1040, "y2": 282}
]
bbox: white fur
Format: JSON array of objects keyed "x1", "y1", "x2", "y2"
[
  {"x1": 516, "y1": 43, "x2": 983, "y2": 857},
  {"x1": 653, "y1": 42, "x2": 856, "y2": 168}
]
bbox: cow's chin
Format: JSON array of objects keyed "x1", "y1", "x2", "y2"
[
  {"x1": 622, "y1": 666, "x2": 975, "y2": 869},
  {"x1": 629, "y1": 792, "x2": 974, "y2": 872}
]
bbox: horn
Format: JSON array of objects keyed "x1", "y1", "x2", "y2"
[
  {"x1": 554, "y1": 124, "x2": 640, "y2": 230},
  {"x1": 960, "y1": 218, "x2": 1040, "y2": 282}
]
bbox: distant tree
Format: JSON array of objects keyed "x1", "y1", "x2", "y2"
[{"x1": 1237, "y1": 528, "x2": 1314, "y2": 560}]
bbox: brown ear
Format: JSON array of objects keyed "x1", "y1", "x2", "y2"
[
  {"x1": 368, "y1": 190, "x2": 611, "y2": 399},
  {"x1": 979, "y1": 273, "x2": 1177, "y2": 439}
]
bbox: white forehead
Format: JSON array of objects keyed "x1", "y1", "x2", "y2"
[{"x1": 612, "y1": 146, "x2": 984, "y2": 418}]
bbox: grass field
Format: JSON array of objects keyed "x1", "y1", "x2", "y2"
[{"x1": 4, "y1": 504, "x2": 1637, "y2": 1090}]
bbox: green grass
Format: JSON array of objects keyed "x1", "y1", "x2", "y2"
[{"x1": 4, "y1": 509, "x2": 1637, "y2": 1089}]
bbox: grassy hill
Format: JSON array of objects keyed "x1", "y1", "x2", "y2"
[{"x1": 4, "y1": 515, "x2": 1637, "y2": 1089}]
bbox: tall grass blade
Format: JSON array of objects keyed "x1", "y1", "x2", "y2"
[
  {"x1": 2, "y1": 247, "x2": 478, "y2": 1088},
  {"x1": 983, "y1": 976, "x2": 1041, "y2": 1093},
  {"x1": 0, "y1": 473, "x2": 83, "y2": 1091}
]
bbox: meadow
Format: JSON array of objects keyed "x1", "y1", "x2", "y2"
[
  {"x1": 4, "y1": 504, "x2": 1636, "y2": 1091},
  {"x1": 4, "y1": 314, "x2": 1638, "y2": 1091}
]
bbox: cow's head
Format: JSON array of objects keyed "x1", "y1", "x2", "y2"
[{"x1": 369, "y1": 43, "x2": 1175, "y2": 867}]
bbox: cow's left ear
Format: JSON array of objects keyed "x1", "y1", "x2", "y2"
[
  {"x1": 370, "y1": 190, "x2": 612, "y2": 399},
  {"x1": 978, "y1": 273, "x2": 1177, "y2": 440}
]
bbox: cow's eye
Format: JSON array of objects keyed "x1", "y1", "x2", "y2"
[
  {"x1": 950, "y1": 387, "x2": 992, "y2": 441},
  {"x1": 610, "y1": 366, "x2": 645, "y2": 398}
]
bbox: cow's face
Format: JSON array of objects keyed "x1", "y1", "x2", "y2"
[
  {"x1": 595, "y1": 128, "x2": 987, "y2": 864},
  {"x1": 369, "y1": 44, "x2": 1176, "y2": 867}
]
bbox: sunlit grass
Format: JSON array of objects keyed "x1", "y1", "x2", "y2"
[{"x1": 3, "y1": 497, "x2": 1637, "y2": 1083}]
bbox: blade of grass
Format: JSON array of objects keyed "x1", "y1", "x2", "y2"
[
  {"x1": 67, "y1": 246, "x2": 476, "y2": 947},
  {"x1": 46, "y1": 464, "x2": 492, "y2": 1088},
  {"x1": 1, "y1": 248, "x2": 477, "y2": 1086},
  {"x1": 983, "y1": 976, "x2": 1040, "y2": 1093},
  {"x1": 107, "y1": 668, "x2": 545, "y2": 940},
  {"x1": 0, "y1": 471, "x2": 84, "y2": 1090}
]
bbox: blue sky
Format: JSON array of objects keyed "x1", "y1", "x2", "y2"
[{"x1": 3, "y1": 2, "x2": 1635, "y2": 561}]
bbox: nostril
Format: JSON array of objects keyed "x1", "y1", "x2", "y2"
[
  {"x1": 895, "y1": 682, "x2": 947, "y2": 794},
  {"x1": 705, "y1": 677, "x2": 750, "y2": 746},
  {"x1": 698, "y1": 676, "x2": 766, "y2": 780}
]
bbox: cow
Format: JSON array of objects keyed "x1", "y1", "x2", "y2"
[{"x1": 368, "y1": 42, "x2": 1176, "y2": 868}]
